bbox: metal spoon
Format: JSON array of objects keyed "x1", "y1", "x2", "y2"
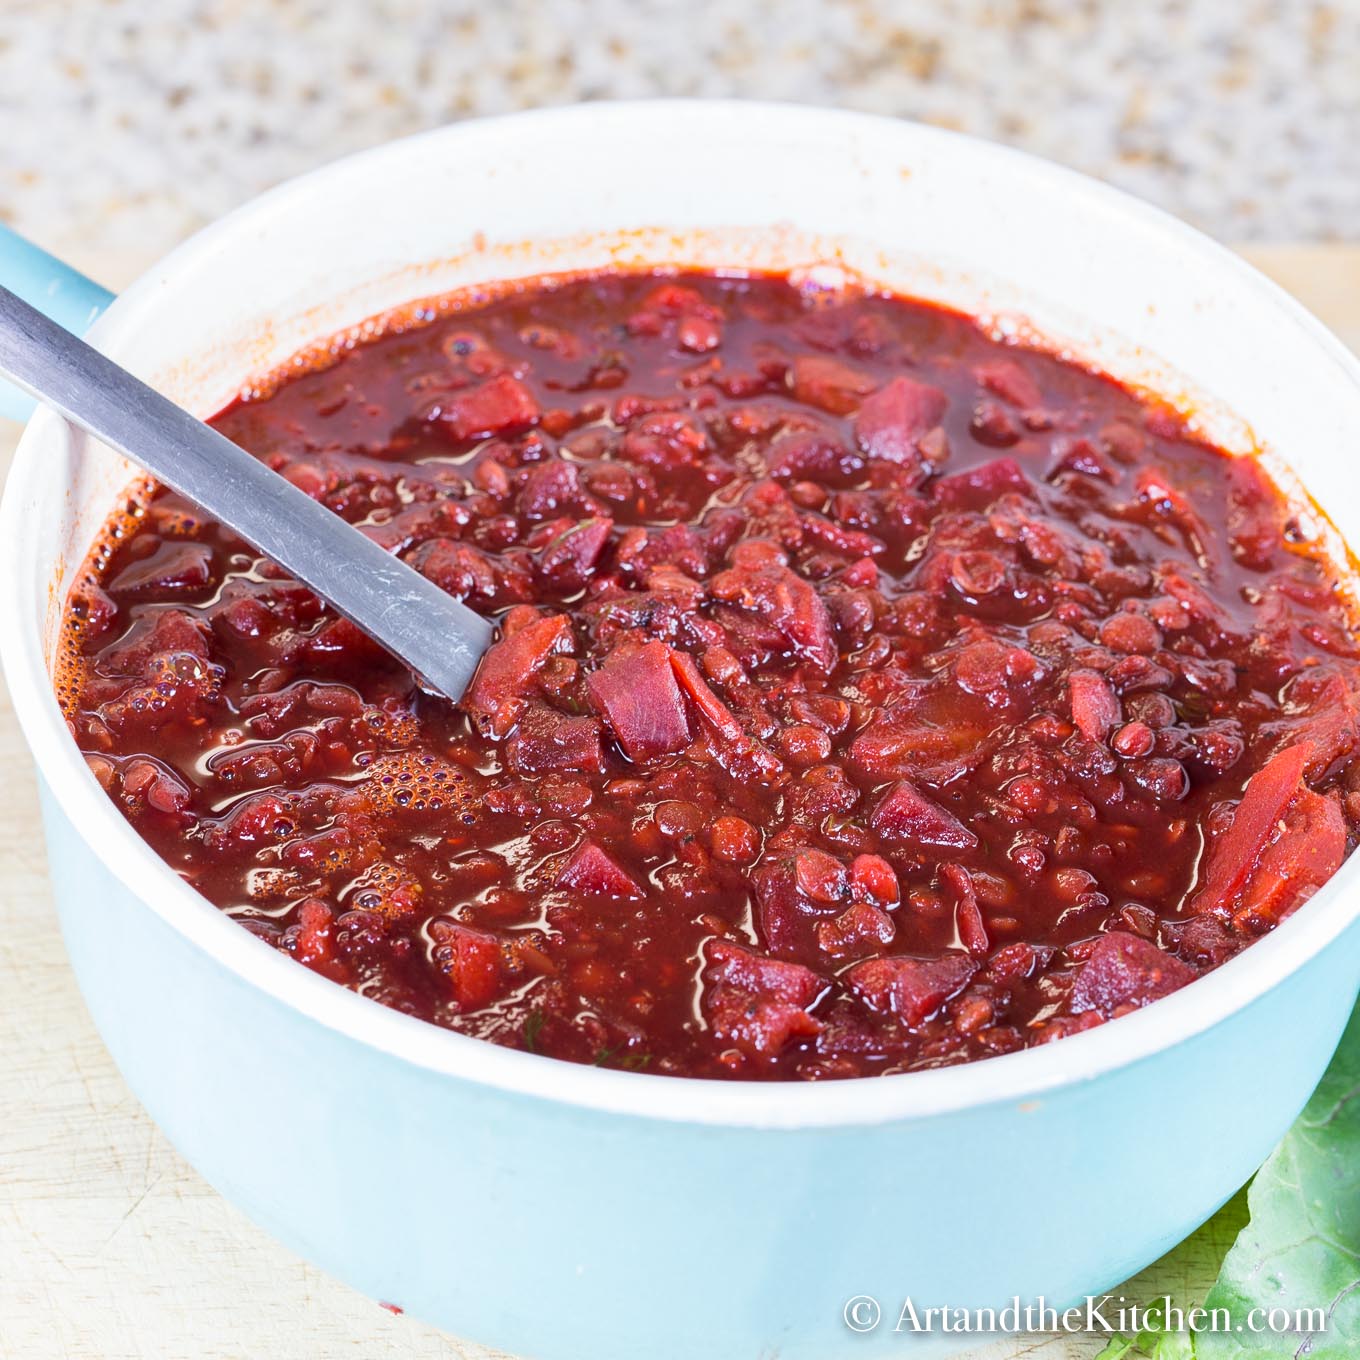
[{"x1": 0, "y1": 284, "x2": 494, "y2": 701}]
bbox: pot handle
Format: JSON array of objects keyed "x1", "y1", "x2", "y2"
[{"x1": 0, "y1": 224, "x2": 115, "y2": 422}]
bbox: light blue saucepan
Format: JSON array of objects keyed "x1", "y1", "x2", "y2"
[{"x1": 3, "y1": 103, "x2": 1360, "y2": 1359}]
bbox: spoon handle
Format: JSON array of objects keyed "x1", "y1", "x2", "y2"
[{"x1": 0, "y1": 284, "x2": 494, "y2": 701}]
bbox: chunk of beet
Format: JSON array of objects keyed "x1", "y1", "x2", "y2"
[
  {"x1": 704, "y1": 986, "x2": 824, "y2": 1058},
  {"x1": 407, "y1": 537, "x2": 533, "y2": 608},
  {"x1": 764, "y1": 430, "x2": 862, "y2": 484},
  {"x1": 853, "y1": 376, "x2": 948, "y2": 474},
  {"x1": 1069, "y1": 669, "x2": 1121, "y2": 742},
  {"x1": 438, "y1": 373, "x2": 539, "y2": 442},
  {"x1": 287, "y1": 898, "x2": 350, "y2": 984},
  {"x1": 933, "y1": 457, "x2": 1032, "y2": 510},
  {"x1": 101, "y1": 607, "x2": 211, "y2": 677},
  {"x1": 815, "y1": 901, "x2": 896, "y2": 957},
  {"x1": 587, "y1": 642, "x2": 692, "y2": 762},
  {"x1": 519, "y1": 459, "x2": 586, "y2": 518},
  {"x1": 557, "y1": 840, "x2": 645, "y2": 898},
  {"x1": 669, "y1": 650, "x2": 784, "y2": 783},
  {"x1": 1169, "y1": 914, "x2": 1239, "y2": 969},
  {"x1": 710, "y1": 560, "x2": 838, "y2": 674},
  {"x1": 846, "y1": 953, "x2": 977, "y2": 1026},
  {"x1": 701, "y1": 938, "x2": 825, "y2": 1057},
  {"x1": 463, "y1": 614, "x2": 572, "y2": 739},
  {"x1": 952, "y1": 636, "x2": 1046, "y2": 708},
  {"x1": 537, "y1": 517, "x2": 613, "y2": 593},
  {"x1": 790, "y1": 355, "x2": 875, "y2": 415},
  {"x1": 871, "y1": 780, "x2": 978, "y2": 850},
  {"x1": 506, "y1": 704, "x2": 606, "y2": 776},
  {"x1": 1265, "y1": 672, "x2": 1359, "y2": 780},
  {"x1": 1191, "y1": 742, "x2": 1347, "y2": 929},
  {"x1": 619, "y1": 411, "x2": 709, "y2": 471},
  {"x1": 705, "y1": 938, "x2": 825, "y2": 1007},
  {"x1": 1069, "y1": 931, "x2": 1196, "y2": 1015},
  {"x1": 976, "y1": 358, "x2": 1043, "y2": 409},
  {"x1": 751, "y1": 857, "x2": 815, "y2": 953},
  {"x1": 429, "y1": 919, "x2": 505, "y2": 1009}
]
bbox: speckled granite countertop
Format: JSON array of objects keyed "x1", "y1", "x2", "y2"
[{"x1": 2, "y1": 0, "x2": 1358, "y2": 275}]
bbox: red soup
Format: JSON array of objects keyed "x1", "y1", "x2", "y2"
[{"x1": 62, "y1": 269, "x2": 1360, "y2": 1080}]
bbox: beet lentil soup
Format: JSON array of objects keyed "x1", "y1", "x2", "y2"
[{"x1": 62, "y1": 269, "x2": 1360, "y2": 1080}]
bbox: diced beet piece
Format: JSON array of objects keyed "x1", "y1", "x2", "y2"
[
  {"x1": 933, "y1": 457, "x2": 1032, "y2": 510},
  {"x1": 701, "y1": 939, "x2": 825, "y2": 1057},
  {"x1": 1190, "y1": 743, "x2": 1346, "y2": 929},
  {"x1": 1069, "y1": 931, "x2": 1196, "y2": 1015},
  {"x1": 848, "y1": 710, "x2": 992, "y2": 780},
  {"x1": 619, "y1": 411, "x2": 709, "y2": 471},
  {"x1": 287, "y1": 897, "x2": 350, "y2": 984},
  {"x1": 1266, "y1": 672, "x2": 1359, "y2": 780},
  {"x1": 1046, "y1": 435, "x2": 1117, "y2": 483},
  {"x1": 638, "y1": 282, "x2": 720, "y2": 319},
  {"x1": 678, "y1": 314, "x2": 722, "y2": 352},
  {"x1": 705, "y1": 938, "x2": 825, "y2": 1007},
  {"x1": 846, "y1": 953, "x2": 977, "y2": 1026},
  {"x1": 205, "y1": 792, "x2": 296, "y2": 854},
  {"x1": 1134, "y1": 468, "x2": 1206, "y2": 543},
  {"x1": 238, "y1": 679, "x2": 363, "y2": 735},
  {"x1": 764, "y1": 430, "x2": 862, "y2": 483},
  {"x1": 122, "y1": 757, "x2": 193, "y2": 817},
  {"x1": 407, "y1": 537, "x2": 533, "y2": 608},
  {"x1": 537, "y1": 517, "x2": 613, "y2": 593},
  {"x1": 557, "y1": 841, "x2": 645, "y2": 899},
  {"x1": 853, "y1": 376, "x2": 948, "y2": 474},
  {"x1": 976, "y1": 358, "x2": 1043, "y2": 409},
  {"x1": 1170, "y1": 914, "x2": 1239, "y2": 969},
  {"x1": 750, "y1": 859, "x2": 807, "y2": 953},
  {"x1": 871, "y1": 780, "x2": 978, "y2": 850},
  {"x1": 704, "y1": 986, "x2": 824, "y2": 1058},
  {"x1": 101, "y1": 607, "x2": 211, "y2": 676},
  {"x1": 790, "y1": 355, "x2": 875, "y2": 414},
  {"x1": 463, "y1": 614, "x2": 572, "y2": 739},
  {"x1": 1034, "y1": 1012, "x2": 1106, "y2": 1044},
  {"x1": 815, "y1": 901, "x2": 896, "y2": 957},
  {"x1": 587, "y1": 642, "x2": 691, "y2": 762},
  {"x1": 506, "y1": 704, "x2": 606, "y2": 776},
  {"x1": 438, "y1": 373, "x2": 540, "y2": 441},
  {"x1": 952, "y1": 636, "x2": 1045, "y2": 708},
  {"x1": 306, "y1": 615, "x2": 388, "y2": 668},
  {"x1": 710, "y1": 561, "x2": 838, "y2": 674},
  {"x1": 430, "y1": 919, "x2": 505, "y2": 1010},
  {"x1": 408, "y1": 538, "x2": 495, "y2": 599},
  {"x1": 1229, "y1": 783, "x2": 1345, "y2": 932},
  {"x1": 519, "y1": 459, "x2": 586, "y2": 517},
  {"x1": 1069, "y1": 669, "x2": 1121, "y2": 741},
  {"x1": 669, "y1": 651, "x2": 783, "y2": 783}
]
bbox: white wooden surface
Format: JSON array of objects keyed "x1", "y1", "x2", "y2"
[{"x1": 2, "y1": 246, "x2": 1357, "y2": 1360}]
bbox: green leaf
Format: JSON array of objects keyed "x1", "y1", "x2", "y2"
[
  {"x1": 1095, "y1": 1338, "x2": 1139, "y2": 1359},
  {"x1": 1195, "y1": 1001, "x2": 1360, "y2": 1359},
  {"x1": 522, "y1": 1007, "x2": 545, "y2": 1053}
]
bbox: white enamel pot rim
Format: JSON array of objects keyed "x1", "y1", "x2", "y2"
[{"x1": 5, "y1": 100, "x2": 1360, "y2": 1131}]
